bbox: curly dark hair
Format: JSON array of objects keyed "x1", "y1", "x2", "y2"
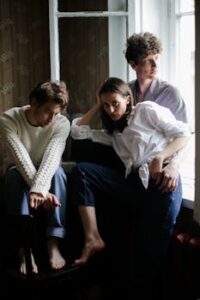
[
  {"x1": 125, "y1": 32, "x2": 162, "y2": 64},
  {"x1": 29, "y1": 80, "x2": 69, "y2": 110}
]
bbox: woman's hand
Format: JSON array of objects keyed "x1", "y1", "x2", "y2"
[
  {"x1": 149, "y1": 156, "x2": 179, "y2": 192},
  {"x1": 149, "y1": 155, "x2": 164, "y2": 186},
  {"x1": 158, "y1": 162, "x2": 179, "y2": 193},
  {"x1": 96, "y1": 79, "x2": 108, "y2": 105},
  {"x1": 96, "y1": 87, "x2": 101, "y2": 106}
]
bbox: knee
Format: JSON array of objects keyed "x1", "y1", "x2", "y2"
[
  {"x1": 5, "y1": 167, "x2": 23, "y2": 183},
  {"x1": 71, "y1": 162, "x2": 90, "y2": 176},
  {"x1": 70, "y1": 163, "x2": 89, "y2": 187},
  {"x1": 53, "y1": 167, "x2": 67, "y2": 183}
]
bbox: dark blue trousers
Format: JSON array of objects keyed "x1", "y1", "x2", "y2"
[
  {"x1": 71, "y1": 162, "x2": 182, "y2": 290},
  {"x1": 5, "y1": 166, "x2": 67, "y2": 239}
]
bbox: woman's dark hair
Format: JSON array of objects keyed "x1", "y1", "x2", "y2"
[
  {"x1": 99, "y1": 77, "x2": 133, "y2": 134},
  {"x1": 29, "y1": 80, "x2": 69, "y2": 110}
]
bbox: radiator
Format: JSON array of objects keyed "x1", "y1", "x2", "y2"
[{"x1": 168, "y1": 231, "x2": 200, "y2": 300}]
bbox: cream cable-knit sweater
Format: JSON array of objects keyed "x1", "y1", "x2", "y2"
[{"x1": 0, "y1": 105, "x2": 70, "y2": 197}]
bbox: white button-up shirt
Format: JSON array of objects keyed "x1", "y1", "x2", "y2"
[{"x1": 71, "y1": 101, "x2": 190, "y2": 188}]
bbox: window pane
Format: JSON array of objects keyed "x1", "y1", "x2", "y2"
[
  {"x1": 179, "y1": 15, "x2": 195, "y2": 130},
  {"x1": 177, "y1": 12, "x2": 195, "y2": 201},
  {"x1": 179, "y1": 0, "x2": 194, "y2": 13}
]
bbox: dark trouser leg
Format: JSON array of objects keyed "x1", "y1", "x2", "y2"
[
  {"x1": 130, "y1": 177, "x2": 183, "y2": 298},
  {"x1": 70, "y1": 162, "x2": 126, "y2": 206},
  {"x1": 5, "y1": 166, "x2": 29, "y2": 215}
]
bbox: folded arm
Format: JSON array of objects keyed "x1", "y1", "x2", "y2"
[{"x1": 149, "y1": 136, "x2": 190, "y2": 192}]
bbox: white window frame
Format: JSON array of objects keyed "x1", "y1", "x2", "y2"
[
  {"x1": 48, "y1": 0, "x2": 195, "y2": 209},
  {"x1": 167, "y1": 0, "x2": 195, "y2": 209},
  {"x1": 49, "y1": 0, "x2": 135, "y2": 82}
]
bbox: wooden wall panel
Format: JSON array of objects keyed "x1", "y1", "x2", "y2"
[
  {"x1": 0, "y1": 0, "x2": 109, "y2": 174},
  {"x1": 0, "y1": 0, "x2": 50, "y2": 112},
  {"x1": 0, "y1": 0, "x2": 50, "y2": 175},
  {"x1": 59, "y1": 0, "x2": 107, "y2": 12},
  {"x1": 59, "y1": 0, "x2": 108, "y2": 118},
  {"x1": 59, "y1": 17, "x2": 108, "y2": 117}
]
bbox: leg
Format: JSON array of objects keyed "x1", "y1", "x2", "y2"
[
  {"x1": 74, "y1": 206, "x2": 105, "y2": 266},
  {"x1": 70, "y1": 162, "x2": 125, "y2": 266},
  {"x1": 46, "y1": 167, "x2": 67, "y2": 270},
  {"x1": 5, "y1": 167, "x2": 38, "y2": 274},
  {"x1": 5, "y1": 166, "x2": 30, "y2": 215},
  {"x1": 19, "y1": 248, "x2": 38, "y2": 275},
  {"x1": 71, "y1": 162, "x2": 125, "y2": 206},
  {"x1": 47, "y1": 237, "x2": 66, "y2": 270},
  {"x1": 130, "y1": 176, "x2": 183, "y2": 297}
]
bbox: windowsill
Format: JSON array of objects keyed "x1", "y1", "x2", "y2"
[
  {"x1": 180, "y1": 135, "x2": 195, "y2": 211},
  {"x1": 182, "y1": 198, "x2": 194, "y2": 210},
  {"x1": 182, "y1": 179, "x2": 194, "y2": 209}
]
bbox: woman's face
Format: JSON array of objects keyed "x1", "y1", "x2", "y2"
[{"x1": 100, "y1": 92, "x2": 130, "y2": 121}]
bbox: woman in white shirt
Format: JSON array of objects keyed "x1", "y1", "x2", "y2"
[{"x1": 70, "y1": 77, "x2": 190, "y2": 295}]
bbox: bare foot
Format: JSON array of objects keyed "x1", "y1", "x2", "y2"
[
  {"x1": 19, "y1": 248, "x2": 38, "y2": 275},
  {"x1": 47, "y1": 238, "x2": 66, "y2": 270},
  {"x1": 74, "y1": 238, "x2": 105, "y2": 266}
]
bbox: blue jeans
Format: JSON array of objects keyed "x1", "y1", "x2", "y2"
[
  {"x1": 71, "y1": 162, "x2": 182, "y2": 286},
  {"x1": 5, "y1": 166, "x2": 67, "y2": 239}
]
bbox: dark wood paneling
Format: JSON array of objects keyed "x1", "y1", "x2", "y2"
[
  {"x1": 0, "y1": 0, "x2": 50, "y2": 113},
  {"x1": 59, "y1": 16, "x2": 108, "y2": 117},
  {"x1": 0, "y1": 0, "x2": 109, "y2": 174},
  {"x1": 59, "y1": 0, "x2": 107, "y2": 12},
  {"x1": 59, "y1": 0, "x2": 108, "y2": 118},
  {"x1": 0, "y1": 0, "x2": 50, "y2": 175}
]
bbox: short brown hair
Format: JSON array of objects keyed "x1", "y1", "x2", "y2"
[
  {"x1": 29, "y1": 80, "x2": 69, "y2": 110},
  {"x1": 125, "y1": 32, "x2": 162, "y2": 64}
]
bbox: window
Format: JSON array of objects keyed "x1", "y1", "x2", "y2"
[
  {"x1": 171, "y1": 0, "x2": 195, "y2": 206},
  {"x1": 140, "y1": 0, "x2": 195, "y2": 206},
  {"x1": 49, "y1": 0, "x2": 195, "y2": 206},
  {"x1": 49, "y1": 0, "x2": 132, "y2": 116}
]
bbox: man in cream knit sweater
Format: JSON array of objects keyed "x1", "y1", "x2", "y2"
[{"x1": 0, "y1": 81, "x2": 70, "y2": 274}]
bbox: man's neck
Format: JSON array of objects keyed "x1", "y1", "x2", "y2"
[
  {"x1": 25, "y1": 107, "x2": 38, "y2": 127},
  {"x1": 137, "y1": 78, "x2": 153, "y2": 95},
  {"x1": 134, "y1": 78, "x2": 153, "y2": 103}
]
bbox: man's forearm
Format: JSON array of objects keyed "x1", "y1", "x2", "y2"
[
  {"x1": 4, "y1": 133, "x2": 36, "y2": 186},
  {"x1": 167, "y1": 142, "x2": 189, "y2": 170},
  {"x1": 158, "y1": 136, "x2": 189, "y2": 167}
]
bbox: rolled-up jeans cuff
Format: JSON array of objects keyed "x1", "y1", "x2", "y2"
[{"x1": 46, "y1": 227, "x2": 65, "y2": 239}]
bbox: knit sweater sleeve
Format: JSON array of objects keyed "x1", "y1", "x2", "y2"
[
  {"x1": 30, "y1": 116, "x2": 70, "y2": 196},
  {"x1": 0, "y1": 110, "x2": 70, "y2": 196},
  {"x1": 0, "y1": 114, "x2": 37, "y2": 186}
]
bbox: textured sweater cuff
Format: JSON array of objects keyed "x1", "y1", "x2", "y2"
[{"x1": 30, "y1": 182, "x2": 50, "y2": 198}]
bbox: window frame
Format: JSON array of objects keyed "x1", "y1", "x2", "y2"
[
  {"x1": 48, "y1": 0, "x2": 195, "y2": 208},
  {"x1": 49, "y1": 0, "x2": 134, "y2": 82},
  {"x1": 167, "y1": 0, "x2": 195, "y2": 208}
]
